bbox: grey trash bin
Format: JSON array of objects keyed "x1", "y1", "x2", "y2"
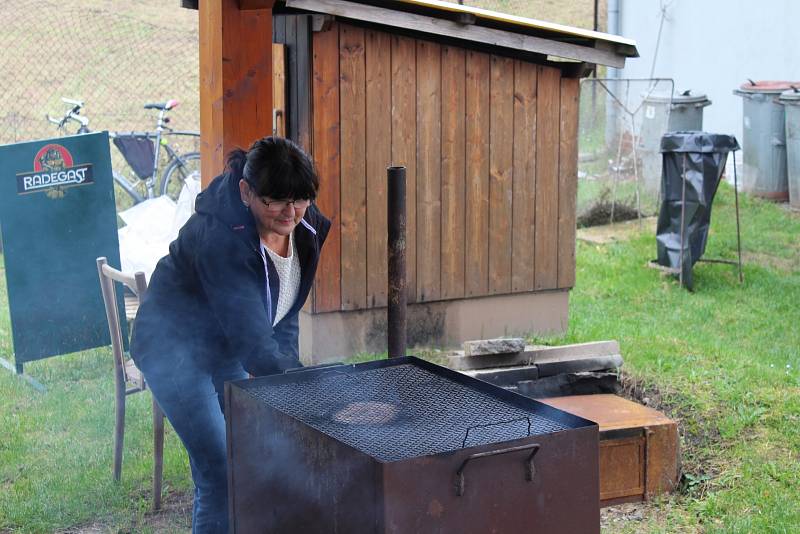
[
  {"x1": 779, "y1": 88, "x2": 800, "y2": 208},
  {"x1": 640, "y1": 91, "x2": 712, "y2": 196},
  {"x1": 733, "y1": 80, "x2": 799, "y2": 200}
]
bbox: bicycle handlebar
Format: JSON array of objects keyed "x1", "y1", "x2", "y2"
[
  {"x1": 48, "y1": 96, "x2": 192, "y2": 136},
  {"x1": 47, "y1": 97, "x2": 89, "y2": 131},
  {"x1": 69, "y1": 112, "x2": 89, "y2": 126},
  {"x1": 61, "y1": 97, "x2": 84, "y2": 107}
]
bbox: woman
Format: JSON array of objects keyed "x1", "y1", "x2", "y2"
[{"x1": 131, "y1": 136, "x2": 330, "y2": 533}]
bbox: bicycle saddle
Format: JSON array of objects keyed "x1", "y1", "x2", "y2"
[{"x1": 144, "y1": 99, "x2": 179, "y2": 111}]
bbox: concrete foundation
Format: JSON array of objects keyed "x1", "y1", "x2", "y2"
[{"x1": 299, "y1": 289, "x2": 569, "y2": 364}]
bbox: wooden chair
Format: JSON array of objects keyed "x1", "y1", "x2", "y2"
[{"x1": 96, "y1": 257, "x2": 165, "y2": 511}]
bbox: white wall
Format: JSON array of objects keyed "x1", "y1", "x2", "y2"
[{"x1": 617, "y1": 0, "x2": 800, "y2": 142}]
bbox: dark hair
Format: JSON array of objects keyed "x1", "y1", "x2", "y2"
[{"x1": 226, "y1": 137, "x2": 319, "y2": 200}]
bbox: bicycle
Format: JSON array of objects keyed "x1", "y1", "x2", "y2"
[{"x1": 46, "y1": 97, "x2": 201, "y2": 204}]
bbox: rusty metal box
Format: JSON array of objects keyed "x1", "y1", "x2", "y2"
[
  {"x1": 540, "y1": 394, "x2": 679, "y2": 506},
  {"x1": 226, "y1": 357, "x2": 600, "y2": 533}
]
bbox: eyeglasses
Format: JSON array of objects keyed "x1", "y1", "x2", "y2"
[{"x1": 256, "y1": 197, "x2": 312, "y2": 212}]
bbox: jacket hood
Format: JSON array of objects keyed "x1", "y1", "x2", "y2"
[
  {"x1": 195, "y1": 171, "x2": 257, "y2": 234},
  {"x1": 193, "y1": 171, "x2": 330, "y2": 249}
]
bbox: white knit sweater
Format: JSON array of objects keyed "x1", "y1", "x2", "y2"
[{"x1": 261, "y1": 232, "x2": 301, "y2": 326}]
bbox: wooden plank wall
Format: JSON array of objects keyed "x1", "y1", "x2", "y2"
[
  {"x1": 310, "y1": 23, "x2": 340, "y2": 312},
  {"x1": 464, "y1": 51, "x2": 490, "y2": 298},
  {"x1": 338, "y1": 24, "x2": 367, "y2": 310},
  {"x1": 415, "y1": 40, "x2": 441, "y2": 303},
  {"x1": 309, "y1": 22, "x2": 580, "y2": 313},
  {"x1": 440, "y1": 46, "x2": 466, "y2": 300}
]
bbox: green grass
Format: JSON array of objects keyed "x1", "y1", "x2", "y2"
[
  {"x1": 541, "y1": 185, "x2": 800, "y2": 532},
  {"x1": 1, "y1": 1, "x2": 798, "y2": 531},
  {"x1": 0, "y1": 262, "x2": 192, "y2": 532},
  {"x1": 1, "y1": 185, "x2": 798, "y2": 532}
]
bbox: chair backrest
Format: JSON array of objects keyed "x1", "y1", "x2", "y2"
[{"x1": 96, "y1": 257, "x2": 148, "y2": 388}]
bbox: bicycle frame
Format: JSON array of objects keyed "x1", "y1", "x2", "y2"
[
  {"x1": 114, "y1": 107, "x2": 171, "y2": 200},
  {"x1": 46, "y1": 97, "x2": 199, "y2": 205},
  {"x1": 106, "y1": 136, "x2": 146, "y2": 203}
]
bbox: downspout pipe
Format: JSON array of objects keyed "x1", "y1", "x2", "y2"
[{"x1": 605, "y1": 0, "x2": 621, "y2": 150}]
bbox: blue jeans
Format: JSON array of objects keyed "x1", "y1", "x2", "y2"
[{"x1": 139, "y1": 352, "x2": 248, "y2": 534}]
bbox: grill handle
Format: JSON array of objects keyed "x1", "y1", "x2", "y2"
[
  {"x1": 461, "y1": 417, "x2": 531, "y2": 448},
  {"x1": 455, "y1": 443, "x2": 541, "y2": 497},
  {"x1": 283, "y1": 362, "x2": 346, "y2": 375}
]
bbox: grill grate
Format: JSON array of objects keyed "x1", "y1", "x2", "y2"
[{"x1": 246, "y1": 363, "x2": 570, "y2": 462}]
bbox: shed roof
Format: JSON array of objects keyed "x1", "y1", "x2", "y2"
[
  {"x1": 282, "y1": 0, "x2": 638, "y2": 68},
  {"x1": 396, "y1": 0, "x2": 636, "y2": 51},
  {"x1": 181, "y1": 0, "x2": 638, "y2": 68}
]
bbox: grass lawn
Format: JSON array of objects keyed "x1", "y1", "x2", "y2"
[{"x1": 1, "y1": 185, "x2": 798, "y2": 532}]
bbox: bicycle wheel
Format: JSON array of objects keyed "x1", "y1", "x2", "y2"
[{"x1": 161, "y1": 151, "x2": 201, "y2": 201}]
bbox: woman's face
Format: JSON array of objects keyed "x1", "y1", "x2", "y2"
[{"x1": 239, "y1": 179, "x2": 309, "y2": 239}]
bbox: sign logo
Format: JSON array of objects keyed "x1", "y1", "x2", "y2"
[{"x1": 16, "y1": 143, "x2": 93, "y2": 196}]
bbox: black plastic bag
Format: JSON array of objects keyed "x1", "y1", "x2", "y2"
[
  {"x1": 656, "y1": 132, "x2": 740, "y2": 289},
  {"x1": 113, "y1": 134, "x2": 155, "y2": 180}
]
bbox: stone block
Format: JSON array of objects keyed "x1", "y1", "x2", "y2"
[{"x1": 463, "y1": 337, "x2": 526, "y2": 356}]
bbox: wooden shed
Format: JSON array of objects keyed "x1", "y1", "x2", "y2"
[{"x1": 186, "y1": 0, "x2": 637, "y2": 362}]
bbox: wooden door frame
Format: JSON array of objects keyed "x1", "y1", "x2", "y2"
[{"x1": 199, "y1": 0, "x2": 276, "y2": 185}]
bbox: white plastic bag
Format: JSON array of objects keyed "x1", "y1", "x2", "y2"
[{"x1": 118, "y1": 177, "x2": 201, "y2": 281}]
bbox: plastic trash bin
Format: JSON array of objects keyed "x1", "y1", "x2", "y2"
[
  {"x1": 733, "y1": 80, "x2": 799, "y2": 200},
  {"x1": 779, "y1": 88, "x2": 800, "y2": 208},
  {"x1": 656, "y1": 132, "x2": 740, "y2": 289},
  {"x1": 640, "y1": 91, "x2": 712, "y2": 195}
]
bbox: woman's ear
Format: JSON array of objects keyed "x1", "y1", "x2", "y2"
[{"x1": 239, "y1": 179, "x2": 250, "y2": 207}]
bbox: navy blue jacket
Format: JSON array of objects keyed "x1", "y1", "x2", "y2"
[{"x1": 131, "y1": 170, "x2": 330, "y2": 376}]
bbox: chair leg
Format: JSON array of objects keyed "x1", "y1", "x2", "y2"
[
  {"x1": 152, "y1": 396, "x2": 165, "y2": 511},
  {"x1": 113, "y1": 372, "x2": 126, "y2": 482}
]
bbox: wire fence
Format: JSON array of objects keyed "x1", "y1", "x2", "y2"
[
  {"x1": 0, "y1": 0, "x2": 200, "y2": 209},
  {"x1": 0, "y1": 0, "x2": 200, "y2": 144},
  {"x1": 0, "y1": 0, "x2": 600, "y2": 145},
  {"x1": 576, "y1": 78, "x2": 676, "y2": 227},
  {"x1": 0, "y1": 0, "x2": 600, "y2": 209},
  {"x1": 0, "y1": 0, "x2": 601, "y2": 134}
]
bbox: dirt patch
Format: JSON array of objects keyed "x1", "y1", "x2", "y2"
[
  {"x1": 577, "y1": 217, "x2": 657, "y2": 245},
  {"x1": 55, "y1": 490, "x2": 192, "y2": 534},
  {"x1": 131, "y1": 490, "x2": 192, "y2": 534},
  {"x1": 577, "y1": 200, "x2": 643, "y2": 229},
  {"x1": 618, "y1": 373, "x2": 723, "y2": 498},
  {"x1": 742, "y1": 251, "x2": 797, "y2": 273},
  {"x1": 601, "y1": 502, "x2": 656, "y2": 531},
  {"x1": 597, "y1": 373, "x2": 723, "y2": 532}
]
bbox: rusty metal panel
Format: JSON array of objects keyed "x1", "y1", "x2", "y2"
[
  {"x1": 539, "y1": 394, "x2": 673, "y2": 430},
  {"x1": 645, "y1": 423, "x2": 680, "y2": 497},
  {"x1": 227, "y1": 383, "x2": 382, "y2": 533},
  {"x1": 383, "y1": 428, "x2": 599, "y2": 534},
  {"x1": 599, "y1": 435, "x2": 644, "y2": 502}
]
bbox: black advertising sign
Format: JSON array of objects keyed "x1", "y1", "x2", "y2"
[{"x1": 0, "y1": 132, "x2": 123, "y2": 365}]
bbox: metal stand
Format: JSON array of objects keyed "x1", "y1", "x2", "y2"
[
  {"x1": 0, "y1": 357, "x2": 46, "y2": 392},
  {"x1": 650, "y1": 150, "x2": 744, "y2": 288}
]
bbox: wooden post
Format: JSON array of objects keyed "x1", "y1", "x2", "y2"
[{"x1": 199, "y1": 0, "x2": 275, "y2": 186}]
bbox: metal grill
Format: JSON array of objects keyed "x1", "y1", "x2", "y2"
[{"x1": 247, "y1": 364, "x2": 570, "y2": 462}]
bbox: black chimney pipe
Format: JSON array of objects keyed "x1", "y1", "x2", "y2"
[{"x1": 387, "y1": 166, "x2": 407, "y2": 358}]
